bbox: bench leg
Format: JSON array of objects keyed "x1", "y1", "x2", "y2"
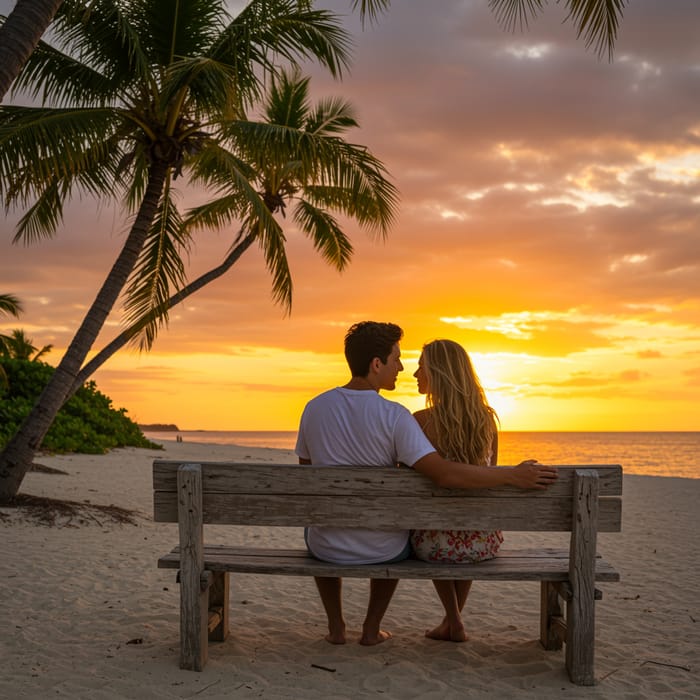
[
  {"x1": 179, "y1": 569, "x2": 209, "y2": 671},
  {"x1": 540, "y1": 581, "x2": 564, "y2": 650},
  {"x1": 208, "y1": 571, "x2": 230, "y2": 642},
  {"x1": 177, "y1": 464, "x2": 208, "y2": 671},
  {"x1": 566, "y1": 469, "x2": 599, "y2": 685},
  {"x1": 566, "y1": 590, "x2": 596, "y2": 685}
]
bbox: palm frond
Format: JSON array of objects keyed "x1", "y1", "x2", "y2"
[
  {"x1": 121, "y1": 148, "x2": 151, "y2": 214},
  {"x1": 13, "y1": 38, "x2": 122, "y2": 107},
  {"x1": 298, "y1": 140, "x2": 398, "y2": 237},
  {"x1": 248, "y1": 211, "x2": 293, "y2": 313},
  {"x1": 0, "y1": 107, "x2": 125, "y2": 240},
  {"x1": 138, "y1": 0, "x2": 227, "y2": 66},
  {"x1": 349, "y1": 0, "x2": 392, "y2": 26},
  {"x1": 0, "y1": 106, "x2": 123, "y2": 200},
  {"x1": 263, "y1": 5, "x2": 353, "y2": 79},
  {"x1": 186, "y1": 143, "x2": 272, "y2": 231},
  {"x1": 122, "y1": 179, "x2": 190, "y2": 351},
  {"x1": 566, "y1": 0, "x2": 626, "y2": 60},
  {"x1": 306, "y1": 96, "x2": 359, "y2": 136},
  {"x1": 158, "y1": 56, "x2": 243, "y2": 120},
  {"x1": 226, "y1": 119, "x2": 321, "y2": 180},
  {"x1": 13, "y1": 180, "x2": 66, "y2": 243},
  {"x1": 488, "y1": 0, "x2": 625, "y2": 59},
  {"x1": 264, "y1": 69, "x2": 311, "y2": 129},
  {"x1": 212, "y1": 0, "x2": 352, "y2": 93},
  {"x1": 488, "y1": 0, "x2": 543, "y2": 31},
  {"x1": 0, "y1": 294, "x2": 24, "y2": 318},
  {"x1": 293, "y1": 200, "x2": 353, "y2": 270},
  {"x1": 51, "y1": 0, "x2": 152, "y2": 88}
]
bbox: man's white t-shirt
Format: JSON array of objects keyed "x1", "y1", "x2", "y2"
[{"x1": 295, "y1": 387, "x2": 435, "y2": 564}]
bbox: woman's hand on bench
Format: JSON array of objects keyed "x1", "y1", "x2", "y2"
[{"x1": 510, "y1": 460, "x2": 558, "y2": 490}]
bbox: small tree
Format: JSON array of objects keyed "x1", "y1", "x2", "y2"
[{"x1": 0, "y1": 329, "x2": 53, "y2": 361}]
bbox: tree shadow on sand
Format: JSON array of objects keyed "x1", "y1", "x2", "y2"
[{"x1": 0, "y1": 464, "x2": 142, "y2": 527}]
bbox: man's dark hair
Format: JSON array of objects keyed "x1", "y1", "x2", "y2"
[{"x1": 344, "y1": 321, "x2": 403, "y2": 377}]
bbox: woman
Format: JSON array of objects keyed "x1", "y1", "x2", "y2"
[{"x1": 410, "y1": 339, "x2": 503, "y2": 642}]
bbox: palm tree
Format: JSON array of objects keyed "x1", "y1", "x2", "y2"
[
  {"x1": 71, "y1": 68, "x2": 397, "y2": 391},
  {"x1": 0, "y1": 328, "x2": 52, "y2": 361},
  {"x1": 0, "y1": 0, "x2": 65, "y2": 103},
  {"x1": 0, "y1": 0, "x2": 365, "y2": 503}
]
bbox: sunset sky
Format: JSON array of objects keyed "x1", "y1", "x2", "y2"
[{"x1": 1, "y1": 0, "x2": 699, "y2": 432}]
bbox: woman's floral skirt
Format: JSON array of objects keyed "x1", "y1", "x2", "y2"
[{"x1": 410, "y1": 529, "x2": 504, "y2": 563}]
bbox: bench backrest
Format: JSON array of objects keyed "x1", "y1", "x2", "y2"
[{"x1": 153, "y1": 462, "x2": 622, "y2": 533}]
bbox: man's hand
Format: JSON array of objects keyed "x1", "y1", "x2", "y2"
[{"x1": 510, "y1": 459, "x2": 558, "y2": 490}]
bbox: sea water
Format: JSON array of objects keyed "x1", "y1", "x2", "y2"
[{"x1": 143, "y1": 430, "x2": 699, "y2": 479}]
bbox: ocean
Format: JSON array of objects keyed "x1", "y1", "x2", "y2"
[{"x1": 142, "y1": 430, "x2": 700, "y2": 480}]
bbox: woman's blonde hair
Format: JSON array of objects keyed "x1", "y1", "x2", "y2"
[{"x1": 422, "y1": 339, "x2": 498, "y2": 465}]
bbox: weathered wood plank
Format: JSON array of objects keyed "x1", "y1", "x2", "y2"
[
  {"x1": 176, "y1": 465, "x2": 208, "y2": 671},
  {"x1": 153, "y1": 462, "x2": 623, "y2": 497},
  {"x1": 164, "y1": 545, "x2": 598, "y2": 560},
  {"x1": 208, "y1": 571, "x2": 229, "y2": 642},
  {"x1": 566, "y1": 470, "x2": 599, "y2": 686},
  {"x1": 540, "y1": 581, "x2": 564, "y2": 650},
  {"x1": 157, "y1": 545, "x2": 620, "y2": 582},
  {"x1": 154, "y1": 491, "x2": 621, "y2": 532}
]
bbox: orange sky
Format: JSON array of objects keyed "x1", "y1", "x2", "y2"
[{"x1": 2, "y1": 0, "x2": 699, "y2": 432}]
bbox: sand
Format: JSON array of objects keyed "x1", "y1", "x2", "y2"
[{"x1": 1, "y1": 440, "x2": 698, "y2": 699}]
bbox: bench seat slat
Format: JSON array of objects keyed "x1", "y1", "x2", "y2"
[
  {"x1": 163, "y1": 545, "x2": 588, "y2": 559},
  {"x1": 157, "y1": 545, "x2": 620, "y2": 582}
]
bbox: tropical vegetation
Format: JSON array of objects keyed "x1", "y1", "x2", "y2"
[
  {"x1": 0, "y1": 357, "x2": 159, "y2": 453},
  {"x1": 1, "y1": 328, "x2": 53, "y2": 361}
]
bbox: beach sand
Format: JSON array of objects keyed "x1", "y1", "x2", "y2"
[{"x1": 1, "y1": 441, "x2": 698, "y2": 699}]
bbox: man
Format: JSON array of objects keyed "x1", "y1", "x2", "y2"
[{"x1": 295, "y1": 321, "x2": 557, "y2": 646}]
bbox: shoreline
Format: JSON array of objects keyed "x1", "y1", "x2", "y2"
[
  {"x1": 142, "y1": 432, "x2": 700, "y2": 480},
  {"x1": 1, "y1": 443, "x2": 698, "y2": 698}
]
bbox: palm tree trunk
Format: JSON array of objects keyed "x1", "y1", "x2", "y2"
[
  {"x1": 0, "y1": 161, "x2": 169, "y2": 503},
  {"x1": 0, "y1": 0, "x2": 64, "y2": 103},
  {"x1": 69, "y1": 232, "x2": 255, "y2": 396}
]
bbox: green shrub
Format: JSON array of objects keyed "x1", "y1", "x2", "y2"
[{"x1": 0, "y1": 358, "x2": 162, "y2": 453}]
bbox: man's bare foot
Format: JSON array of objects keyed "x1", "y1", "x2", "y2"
[
  {"x1": 324, "y1": 631, "x2": 347, "y2": 644},
  {"x1": 425, "y1": 619, "x2": 468, "y2": 642},
  {"x1": 359, "y1": 629, "x2": 392, "y2": 646}
]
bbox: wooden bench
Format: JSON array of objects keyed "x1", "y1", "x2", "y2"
[{"x1": 153, "y1": 461, "x2": 622, "y2": 685}]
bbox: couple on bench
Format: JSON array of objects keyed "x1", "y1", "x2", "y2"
[{"x1": 296, "y1": 321, "x2": 558, "y2": 645}]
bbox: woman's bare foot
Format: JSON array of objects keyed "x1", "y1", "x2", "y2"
[
  {"x1": 425, "y1": 618, "x2": 468, "y2": 642},
  {"x1": 324, "y1": 631, "x2": 347, "y2": 644},
  {"x1": 324, "y1": 622, "x2": 347, "y2": 644},
  {"x1": 359, "y1": 628, "x2": 393, "y2": 646}
]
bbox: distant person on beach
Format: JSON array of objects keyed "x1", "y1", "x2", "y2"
[
  {"x1": 295, "y1": 321, "x2": 557, "y2": 647},
  {"x1": 410, "y1": 339, "x2": 503, "y2": 642}
]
